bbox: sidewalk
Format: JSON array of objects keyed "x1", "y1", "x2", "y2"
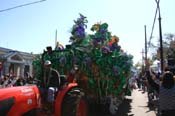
[{"x1": 122, "y1": 89, "x2": 156, "y2": 116}]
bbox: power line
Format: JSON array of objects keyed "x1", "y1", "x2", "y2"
[
  {"x1": 148, "y1": 0, "x2": 160, "y2": 51},
  {"x1": 0, "y1": 0, "x2": 47, "y2": 13},
  {"x1": 148, "y1": 7, "x2": 158, "y2": 51}
]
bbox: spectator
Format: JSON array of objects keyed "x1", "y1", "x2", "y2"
[
  {"x1": 25, "y1": 72, "x2": 34, "y2": 84},
  {"x1": 16, "y1": 77, "x2": 26, "y2": 86},
  {"x1": 146, "y1": 60, "x2": 175, "y2": 116}
]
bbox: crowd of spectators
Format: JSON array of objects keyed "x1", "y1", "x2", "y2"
[{"x1": 0, "y1": 72, "x2": 34, "y2": 88}]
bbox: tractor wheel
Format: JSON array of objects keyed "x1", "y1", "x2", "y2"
[
  {"x1": 61, "y1": 87, "x2": 87, "y2": 116},
  {"x1": 22, "y1": 109, "x2": 37, "y2": 116}
]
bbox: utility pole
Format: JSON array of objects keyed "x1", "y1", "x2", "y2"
[
  {"x1": 155, "y1": 0, "x2": 164, "y2": 73},
  {"x1": 144, "y1": 25, "x2": 147, "y2": 62},
  {"x1": 141, "y1": 49, "x2": 145, "y2": 72}
]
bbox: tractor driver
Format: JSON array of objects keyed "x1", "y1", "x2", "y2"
[{"x1": 39, "y1": 60, "x2": 60, "y2": 114}]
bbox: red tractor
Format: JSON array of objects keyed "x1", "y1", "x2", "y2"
[
  {"x1": 0, "y1": 47, "x2": 87, "y2": 116},
  {"x1": 0, "y1": 81, "x2": 87, "y2": 116}
]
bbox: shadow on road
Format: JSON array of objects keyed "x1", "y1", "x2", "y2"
[
  {"x1": 115, "y1": 98, "x2": 133, "y2": 116},
  {"x1": 90, "y1": 98, "x2": 132, "y2": 116}
]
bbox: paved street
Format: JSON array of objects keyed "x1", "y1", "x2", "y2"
[
  {"x1": 126, "y1": 89, "x2": 156, "y2": 116},
  {"x1": 92, "y1": 89, "x2": 157, "y2": 116}
]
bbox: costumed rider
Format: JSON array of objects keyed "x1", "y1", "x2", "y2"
[{"x1": 39, "y1": 60, "x2": 61, "y2": 113}]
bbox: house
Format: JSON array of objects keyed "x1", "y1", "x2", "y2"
[{"x1": 0, "y1": 47, "x2": 36, "y2": 78}]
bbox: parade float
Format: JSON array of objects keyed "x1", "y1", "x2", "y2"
[{"x1": 33, "y1": 14, "x2": 133, "y2": 115}]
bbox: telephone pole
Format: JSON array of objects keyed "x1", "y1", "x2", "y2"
[
  {"x1": 145, "y1": 25, "x2": 147, "y2": 62},
  {"x1": 141, "y1": 49, "x2": 145, "y2": 72},
  {"x1": 155, "y1": 0, "x2": 164, "y2": 73}
]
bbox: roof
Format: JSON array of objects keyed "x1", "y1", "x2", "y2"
[{"x1": 0, "y1": 47, "x2": 35, "y2": 60}]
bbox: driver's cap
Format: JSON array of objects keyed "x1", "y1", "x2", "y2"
[{"x1": 44, "y1": 60, "x2": 51, "y2": 66}]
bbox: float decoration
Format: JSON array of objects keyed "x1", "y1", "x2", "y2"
[{"x1": 33, "y1": 14, "x2": 133, "y2": 98}]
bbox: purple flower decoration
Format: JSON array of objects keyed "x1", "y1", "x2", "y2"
[
  {"x1": 113, "y1": 65, "x2": 120, "y2": 76},
  {"x1": 109, "y1": 44, "x2": 121, "y2": 51},
  {"x1": 101, "y1": 46, "x2": 110, "y2": 54},
  {"x1": 99, "y1": 28, "x2": 107, "y2": 38},
  {"x1": 70, "y1": 14, "x2": 88, "y2": 42},
  {"x1": 83, "y1": 57, "x2": 91, "y2": 67},
  {"x1": 74, "y1": 13, "x2": 87, "y2": 28},
  {"x1": 74, "y1": 25, "x2": 85, "y2": 38},
  {"x1": 92, "y1": 38, "x2": 102, "y2": 47},
  {"x1": 59, "y1": 56, "x2": 67, "y2": 66}
]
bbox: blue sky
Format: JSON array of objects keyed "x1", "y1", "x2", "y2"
[{"x1": 0, "y1": 0, "x2": 175, "y2": 64}]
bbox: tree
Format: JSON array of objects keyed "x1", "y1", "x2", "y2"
[{"x1": 148, "y1": 33, "x2": 175, "y2": 61}]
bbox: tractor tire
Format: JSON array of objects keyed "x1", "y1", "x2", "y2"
[
  {"x1": 61, "y1": 87, "x2": 87, "y2": 116},
  {"x1": 22, "y1": 109, "x2": 37, "y2": 116}
]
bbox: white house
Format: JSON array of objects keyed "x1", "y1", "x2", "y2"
[{"x1": 0, "y1": 47, "x2": 36, "y2": 78}]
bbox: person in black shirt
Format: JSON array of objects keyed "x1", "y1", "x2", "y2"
[{"x1": 39, "y1": 60, "x2": 60, "y2": 114}]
